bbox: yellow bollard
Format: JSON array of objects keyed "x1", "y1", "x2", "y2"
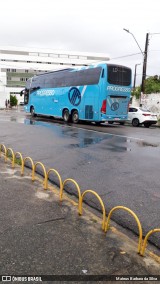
[
  {"x1": 79, "y1": 190, "x2": 106, "y2": 231},
  {"x1": 105, "y1": 206, "x2": 143, "y2": 253},
  {"x1": 33, "y1": 162, "x2": 47, "y2": 189},
  {"x1": 15, "y1": 152, "x2": 24, "y2": 176},
  {"x1": 0, "y1": 144, "x2": 7, "y2": 160},
  {"x1": 61, "y1": 178, "x2": 81, "y2": 213},
  {"x1": 47, "y1": 168, "x2": 63, "y2": 195},
  {"x1": 6, "y1": 148, "x2": 15, "y2": 168},
  {"x1": 141, "y1": 229, "x2": 160, "y2": 256},
  {"x1": 23, "y1": 157, "x2": 35, "y2": 180}
]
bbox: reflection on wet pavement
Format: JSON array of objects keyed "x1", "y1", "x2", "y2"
[
  {"x1": 0, "y1": 114, "x2": 159, "y2": 152},
  {"x1": 24, "y1": 118, "x2": 133, "y2": 151}
]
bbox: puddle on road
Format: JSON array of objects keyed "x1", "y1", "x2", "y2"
[
  {"x1": 23, "y1": 118, "x2": 133, "y2": 151},
  {"x1": 1, "y1": 116, "x2": 159, "y2": 152}
]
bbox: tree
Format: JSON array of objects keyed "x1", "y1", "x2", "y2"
[
  {"x1": 10, "y1": 95, "x2": 18, "y2": 107},
  {"x1": 132, "y1": 86, "x2": 141, "y2": 99},
  {"x1": 144, "y1": 76, "x2": 160, "y2": 94},
  {"x1": 132, "y1": 76, "x2": 160, "y2": 98}
]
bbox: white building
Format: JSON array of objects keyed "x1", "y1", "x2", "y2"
[{"x1": 0, "y1": 46, "x2": 110, "y2": 108}]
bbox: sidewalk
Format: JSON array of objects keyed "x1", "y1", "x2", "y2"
[{"x1": 0, "y1": 160, "x2": 160, "y2": 283}]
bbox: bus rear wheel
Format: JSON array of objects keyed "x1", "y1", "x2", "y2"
[
  {"x1": 31, "y1": 107, "x2": 36, "y2": 117},
  {"x1": 72, "y1": 110, "x2": 79, "y2": 124},
  {"x1": 63, "y1": 109, "x2": 70, "y2": 122}
]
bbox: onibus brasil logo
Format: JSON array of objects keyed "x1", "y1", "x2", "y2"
[{"x1": 68, "y1": 87, "x2": 81, "y2": 106}]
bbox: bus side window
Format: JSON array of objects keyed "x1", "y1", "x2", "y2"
[{"x1": 101, "y1": 69, "x2": 105, "y2": 78}]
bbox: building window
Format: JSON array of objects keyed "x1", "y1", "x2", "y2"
[
  {"x1": 59, "y1": 54, "x2": 68, "y2": 58},
  {"x1": 79, "y1": 56, "x2": 87, "y2": 60},
  {"x1": 29, "y1": 52, "x2": 38, "y2": 56},
  {"x1": 39, "y1": 53, "x2": 48, "y2": 57},
  {"x1": 11, "y1": 69, "x2": 16, "y2": 72},
  {"x1": 49, "y1": 54, "x2": 58, "y2": 58},
  {"x1": 20, "y1": 78, "x2": 29, "y2": 81},
  {"x1": 69, "y1": 55, "x2": 78, "y2": 59}
]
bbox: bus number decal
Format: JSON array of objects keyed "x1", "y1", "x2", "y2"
[{"x1": 68, "y1": 87, "x2": 81, "y2": 106}]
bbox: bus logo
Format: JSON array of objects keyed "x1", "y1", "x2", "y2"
[
  {"x1": 111, "y1": 102, "x2": 119, "y2": 111},
  {"x1": 68, "y1": 87, "x2": 81, "y2": 106}
]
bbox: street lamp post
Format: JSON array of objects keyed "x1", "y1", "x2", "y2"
[
  {"x1": 123, "y1": 29, "x2": 149, "y2": 106},
  {"x1": 133, "y1": 63, "x2": 141, "y2": 90},
  {"x1": 123, "y1": 29, "x2": 143, "y2": 55}
]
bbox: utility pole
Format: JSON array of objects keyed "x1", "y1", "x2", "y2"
[
  {"x1": 123, "y1": 29, "x2": 150, "y2": 106},
  {"x1": 140, "y1": 33, "x2": 149, "y2": 105}
]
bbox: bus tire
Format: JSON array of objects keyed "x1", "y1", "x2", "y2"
[
  {"x1": 31, "y1": 107, "x2": 36, "y2": 117},
  {"x1": 72, "y1": 110, "x2": 79, "y2": 124},
  {"x1": 63, "y1": 109, "x2": 70, "y2": 122}
]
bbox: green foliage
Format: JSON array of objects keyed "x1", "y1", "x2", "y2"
[
  {"x1": 132, "y1": 75, "x2": 160, "y2": 98},
  {"x1": 144, "y1": 76, "x2": 160, "y2": 94},
  {"x1": 10, "y1": 95, "x2": 18, "y2": 107},
  {"x1": 131, "y1": 86, "x2": 141, "y2": 99}
]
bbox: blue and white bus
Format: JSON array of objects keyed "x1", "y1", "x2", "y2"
[{"x1": 22, "y1": 62, "x2": 132, "y2": 124}]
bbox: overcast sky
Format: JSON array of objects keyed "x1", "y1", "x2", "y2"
[{"x1": 0, "y1": 0, "x2": 160, "y2": 85}]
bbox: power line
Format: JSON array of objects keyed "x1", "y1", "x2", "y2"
[{"x1": 111, "y1": 52, "x2": 142, "y2": 60}]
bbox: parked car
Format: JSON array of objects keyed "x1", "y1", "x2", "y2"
[{"x1": 128, "y1": 106, "x2": 157, "y2": 127}]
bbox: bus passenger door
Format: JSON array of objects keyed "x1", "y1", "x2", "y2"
[
  {"x1": 82, "y1": 85, "x2": 100, "y2": 121},
  {"x1": 52, "y1": 88, "x2": 64, "y2": 116}
]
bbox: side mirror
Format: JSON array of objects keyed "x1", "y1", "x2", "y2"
[{"x1": 20, "y1": 89, "x2": 27, "y2": 96}]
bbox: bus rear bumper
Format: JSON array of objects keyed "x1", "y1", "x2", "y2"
[{"x1": 101, "y1": 114, "x2": 128, "y2": 122}]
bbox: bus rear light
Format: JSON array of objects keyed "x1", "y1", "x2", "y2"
[{"x1": 101, "y1": 100, "x2": 106, "y2": 113}]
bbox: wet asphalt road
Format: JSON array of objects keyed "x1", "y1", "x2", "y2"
[{"x1": 0, "y1": 107, "x2": 160, "y2": 249}]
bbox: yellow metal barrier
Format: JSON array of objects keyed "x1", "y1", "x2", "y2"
[
  {"x1": 22, "y1": 157, "x2": 35, "y2": 181},
  {"x1": 0, "y1": 144, "x2": 7, "y2": 159},
  {"x1": 5, "y1": 148, "x2": 15, "y2": 168},
  {"x1": 105, "y1": 206, "x2": 143, "y2": 253},
  {"x1": 79, "y1": 190, "x2": 106, "y2": 231},
  {"x1": 141, "y1": 229, "x2": 160, "y2": 256},
  {"x1": 15, "y1": 152, "x2": 24, "y2": 176},
  {"x1": 1, "y1": 143, "x2": 159, "y2": 259},
  {"x1": 61, "y1": 179, "x2": 81, "y2": 213},
  {"x1": 47, "y1": 168, "x2": 63, "y2": 194},
  {"x1": 33, "y1": 162, "x2": 47, "y2": 189}
]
